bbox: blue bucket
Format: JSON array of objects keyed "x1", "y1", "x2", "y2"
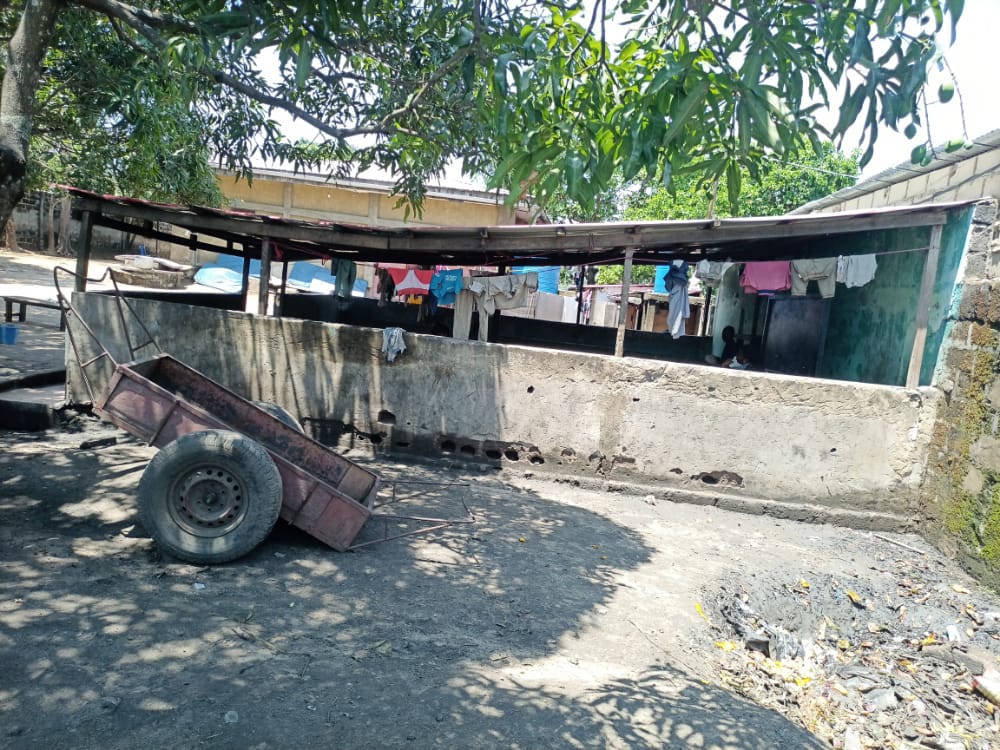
[{"x1": 1, "y1": 323, "x2": 19, "y2": 345}]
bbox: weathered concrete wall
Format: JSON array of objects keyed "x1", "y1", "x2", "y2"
[
  {"x1": 69, "y1": 293, "x2": 940, "y2": 530},
  {"x1": 920, "y1": 201, "x2": 1000, "y2": 585}
]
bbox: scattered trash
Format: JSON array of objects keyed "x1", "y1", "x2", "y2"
[
  {"x1": 192, "y1": 582, "x2": 205, "y2": 590},
  {"x1": 973, "y1": 672, "x2": 1000, "y2": 706},
  {"x1": 373, "y1": 640, "x2": 392, "y2": 656},
  {"x1": 703, "y1": 558, "x2": 1000, "y2": 749},
  {"x1": 224, "y1": 710, "x2": 239, "y2": 724},
  {"x1": 643, "y1": 494, "x2": 656, "y2": 506}
]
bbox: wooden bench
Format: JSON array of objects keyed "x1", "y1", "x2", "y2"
[{"x1": 3, "y1": 296, "x2": 65, "y2": 330}]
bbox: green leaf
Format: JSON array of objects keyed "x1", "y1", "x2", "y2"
[
  {"x1": 295, "y1": 40, "x2": 312, "y2": 90},
  {"x1": 725, "y1": 160, "x2": 741, "y2": 208},
  {"x1": 662, "y1": 79, "x2": 710, "y2": 147}
]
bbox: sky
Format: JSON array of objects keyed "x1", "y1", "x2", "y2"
[{"x1": 852, "y1": 0, "x2": 999, "y2": 178}]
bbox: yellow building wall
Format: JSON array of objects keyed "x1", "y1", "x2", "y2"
[{"x1": 218, "y1": 173, "x2": 515, "y2": 228}]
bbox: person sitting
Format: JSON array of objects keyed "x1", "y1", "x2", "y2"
[{"x1": 706, "y1": 326, "x2": 751, "y2": 369}]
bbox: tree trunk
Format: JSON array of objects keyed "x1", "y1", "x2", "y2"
[
  {"x1": 4, "y1": 214, "x2": 18, "y2": 252},
  {"x1": 0, "y1": 0, "x2": 61, "y2": 236}
]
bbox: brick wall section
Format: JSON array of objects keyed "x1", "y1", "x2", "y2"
[{"x1": 922, "y1": 201, "x2": 1000, "y2": 585}]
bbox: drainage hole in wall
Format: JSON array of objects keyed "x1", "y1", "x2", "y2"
[
  {"x1": 395, "y1": 441, "x2": 410, "y2": 448},
  {"x1": 561, "y1": 447, "x2": 576, "y2": 457},
  {"x1": 460, "y1": 445, "x2": 476, "y2": 456},
  {"x1": 377, "y1": 410, "x2": 396, "y2": 425},
  {"x1": 670, "y1": 467, "x2": 683, "y2": 475},
  {"x1": 529, "y1": 454, "x2": 545, "y2": 465},
  {"x1": 527, "y1": 385, "x2": 535, "y2": 394},
  {"x1": 632, "y1": 397, "x2": 640, "y2": 402},
  {"x1": 830, "y1": 447, "x2": 837, "y2": 453},
  {"x1": 441, "y1": 440, "x2": 456, "y2": 453},
  {"x1": 504, "y1": 448, "x2": 520, "y2": 461},
  {"x1": 700, "y1": 474, "x2": 719, "y2": 485},
  {"x1": 485, "y1": 449, "x2": 502, "y2": 460}
]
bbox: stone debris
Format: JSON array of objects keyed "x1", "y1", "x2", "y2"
[{"x1": 701, "y1": 547, "x2": 1000, "y2": 749}]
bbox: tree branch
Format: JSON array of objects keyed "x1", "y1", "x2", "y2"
[
  {"x1": 376, "y1": 45, "x2": 474, "y2": 129},
  {"x1": 71, "y1": 0, "x2": 395, "y2": 141},
  {"x1": 72, "y1": 0, "x2": 197, "y2": 33}
]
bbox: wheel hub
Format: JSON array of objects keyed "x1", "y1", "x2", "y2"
[{"x1": 174, "y1": 468, "x2": 245, "y2": 531}]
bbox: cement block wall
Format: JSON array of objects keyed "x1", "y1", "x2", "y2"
[
  {"x1": 920, "y1": 201, "x2": 1000, "y2": 585},
  {"x1": 68, "y1": 293, "x2": 940, "y2": 530}
]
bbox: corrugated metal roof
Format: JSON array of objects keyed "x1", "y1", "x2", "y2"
[{"x1": 65, "y1": 186, "x2": 975, "y2": 267}]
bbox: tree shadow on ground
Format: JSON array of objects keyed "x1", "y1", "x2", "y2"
[{"x1": 0, "y1": 432, "x2": 822, "y2": 749}]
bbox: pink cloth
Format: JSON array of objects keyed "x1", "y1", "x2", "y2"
[
  {"x1": 387, "y1": 268, "x2": 433, "y2": 296},
  {"x1": 740, "y1": 261, "x2": 791, "y2": 294}
]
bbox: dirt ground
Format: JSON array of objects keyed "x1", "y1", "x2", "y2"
[{"x1": 3, "y1": 416, "x2": 1000, "y2": 749}]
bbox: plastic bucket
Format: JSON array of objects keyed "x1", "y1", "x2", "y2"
[{"x1": 1, "y1": 323, "x2": 19, "y2": 345}]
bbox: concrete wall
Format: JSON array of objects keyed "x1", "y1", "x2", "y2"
[{"x1": 68, "y1": 293, "x2": 940, "y2": 530}]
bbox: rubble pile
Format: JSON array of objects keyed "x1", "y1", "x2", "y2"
[{"x1": 704, "y1": 547, "x2": 1000, "y2": 749}]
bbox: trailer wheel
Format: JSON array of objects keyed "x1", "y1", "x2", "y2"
[
  {"x1": 138, "y1": 430, "x2": 282, "y2": 564},
  {"x1": 253, "y1": 401, "x2": 303, "y2": 432}
]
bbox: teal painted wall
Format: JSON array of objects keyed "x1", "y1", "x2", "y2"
[{"x1": 819, "y1": 208, "x2": 973, "y2": 386}]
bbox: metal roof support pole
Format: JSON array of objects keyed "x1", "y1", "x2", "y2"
[
  {"x1": 906, "y1": 223, "x2": 944, "y2": 389},
  {"x1": 576, "y1": 266, "x2": 586, "y2": 325},
  {"x1": 74, "y1": 209, "x2": 95, "y2": 292},
  {"x1": 614, "y1": 248, "x2": 634, "y2": 357},
  {"x1": 258, "y1": 238, "x2": 272, "y2": 316}
]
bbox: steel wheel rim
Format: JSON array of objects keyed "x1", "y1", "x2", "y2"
[{"x1": 168, "y1": 463, "x2": 249, "y2": 537}]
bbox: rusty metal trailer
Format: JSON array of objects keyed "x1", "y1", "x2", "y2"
[{"x1": 55, "y1": 266, "x2": 382, "y2": 564}]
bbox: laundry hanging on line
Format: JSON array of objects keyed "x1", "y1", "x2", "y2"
[{"x1": 387, "y1": 268, "x2": 434, "y2": 297}]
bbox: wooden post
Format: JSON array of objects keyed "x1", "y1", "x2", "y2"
[
  {"x1": 490, "y1": 264, "x2": 507, "y2": 343},
  {"x1": 237, "y1": 241, "x2": 251, "y2": 312},
  {"x1": 258, "y1": 238, "x2": 272, "y2": 316},
  {"x1": 906, "y1": 224, "x2": 944, "y2": 388},
  {"x1": 277, "y1": 261, "x2": 290, "y2": 318},
  {"x1": 74, "y1": 209, "x2": 95, "y2": 292},
  {"x1": 614, "y1": 249, "x2": 634, "y2": 357},
  {"x1": 698, "y1": 287, "x2": 713, "y2": 336}
]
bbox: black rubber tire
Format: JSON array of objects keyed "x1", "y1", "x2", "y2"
[
  {"x1": 137, "y1": 430, "x2": 283, "y2": 564},
  {"x1": 253, "y1": 400, "x2": 303, "y2": 433}
]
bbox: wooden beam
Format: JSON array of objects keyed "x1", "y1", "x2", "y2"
[
  {"x1": 237, "y1": 242, "x2": 251, "y2": 312},
  {"x1": 614, "y1": 249, "x2": 634, "y2": 357},
  {"x1": 74, "y1": 209, "x2": 95, "y2": 292},
  {"x1": 906, "y1": 224, "x2": 944, "y2": 389},
  {"x1": 258, "y1": 239, "x2": 272, "y2": 316}
]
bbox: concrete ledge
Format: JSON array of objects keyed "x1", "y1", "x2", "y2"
[
  {"x1": 550, "y1": 475, "x2": 914, "y2": 533},
  {"x1": 0, "y1": 369, "x2": 66, "y2": 431}
]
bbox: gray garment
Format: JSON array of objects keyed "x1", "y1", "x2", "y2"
[
  {"x1": 837, "y1": 254, "x2": 878, "y2": 288},
  {"x1": 666, "y1": 275, "x2": 690, "y2": 339},
  {"x1": 694, "y1": 260, "x2": 732, "y2": 288},
  {"x1": 455, "y1": 273, "x2": 539, "y2": 341},
  {"x1": 381, "y1": 327, "x2": 406, "y2": 362},
  {"x1": 790, "y1": 258, "x2": 837, "y2": 298},
  {"x1": 452, "y1": 288, "x2": 476, "y2": 340}
]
